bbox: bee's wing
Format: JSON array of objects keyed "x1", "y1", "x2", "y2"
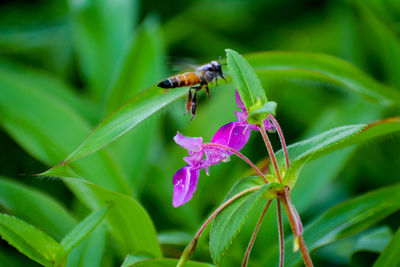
[{"x1": 166, "y1": 56, "x2": 200, "y2": 75}]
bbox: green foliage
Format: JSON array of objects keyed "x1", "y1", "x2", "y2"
[
  {"x1": 60, "y1": 207, "x2": 108, "y2": 257},
  {"x1": 373, "y1": 227, "x2": 400, "y2": 267},
  {"x1": 277, "y1": 117, "x2": 400, "y2": 187},
  {"x1": 1, "y1": 0, "x2": 400, "y2": 266},
  {"x1": 0, "y1": 214, "x2": 61, "y2": 266},
  {"x1": 209, "y1": 177, "x2": 282, "y2": 264}
]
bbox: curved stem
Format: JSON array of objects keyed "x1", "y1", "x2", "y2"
[
  {"x1": 177, "y1": 186, "x2": 262, "y2": 267},
  {"x1": 277, "y1": 199, "x2": 284, "y2": 267},
  {"x1": 242, "y1": 200, "x2": 273, "y2": 267},
  {"x1": 280, "y1": 187, "x2": 313, "y2": 267},
  {"x1": 268, "y1": 114, "x2": 290, "y2": 169},
  {"x1": 203, "y1": 143, "x2": 267, "y2": 183},
  {"x1": 258, "y1": 124, "x2": 282, "y2": 183}
]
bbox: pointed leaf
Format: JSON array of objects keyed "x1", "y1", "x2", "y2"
[
  {"x1": 122, "y1": 254, "x2": 214, "y2": 267},
  {"x1": 225, "y1": 49, "x2": 268, "y2": 113},
  {"x1": 61, "y1": 207, "x2": 108, "y2": 255},
  {"x1": 0, "y1": 177, "x2": 77, "y2": 240},
  {"x1": 61, "y1": 86, "x2": 187, "y2": 164},
  {"x1": 273, "y1": 117, "x2": 400, "y2": 186},
  {"x1": 41, "y1": 166, "x2": 162, "y2": 257},
  {"x1": 209, "y1": 177, "x2": 283, "y2": 264},
  {"x1": 0, "y1": 214, "x2": 62, "y2": 266}
]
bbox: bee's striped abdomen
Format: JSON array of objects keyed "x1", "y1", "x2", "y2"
[{"x1": 158, "y1": 72, "x2": 200, "y2": 88}]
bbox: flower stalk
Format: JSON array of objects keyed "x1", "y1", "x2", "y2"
[
  {"x1": 242, "y1": 199, "x2": 273, "y2": 267},
  {"x1": 258, "y1": 123, "x2": 282, "y2": 183},
  {"x1": 177, "y1": 186, "x2": 262, "y2": 267},
  {"x1": 268, "y1": 114, "x2": 290, "y2": 169},
  {"x1": 277, "y1": 199, "x2": 284, "y2": 267},
  {"x1": 280, "y1": 186, "x2": 313, "y2": 267}
]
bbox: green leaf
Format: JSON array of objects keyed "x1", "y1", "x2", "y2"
[
  {"x1": 59, "y1": 86, "x2": 187, "y2": 164},
  {"x1": 225, "y1": 49, "x2": 269, "y2": 114},
  {"x1": 0, "y1": 214, "x2": 62, "y2": 266},
  {"x1": 209, "y1": 177, "x2": 282, "y2": 264},
  {"x1": 60, "y1": 207, "x2": 108, "y2": 256},
  {"x1": 69, "y1": 0, "x2": 137, "y2": 102},
  {"x1": 104, "y1": 16, "x2": 165, "y2": 114},
  {"x1": 263, "y1": 184, "x2": 400, "y2": 266},
  {"x1": 245, "y1": 52, "x2": 400, "y2": 106},
  {"x1": 0, "y1": 177, "x2": 77, "y2": 241},
  {"x1": 0, "y1": 61, "x2": 131, "y2": 194},
  {"x1": 274, "y1": 117, "x2": 400, "y2": 186},
  {"x1": 122, "y1": 255, "x2": 214, "y2": 267},
  {"x1": 41, "y1": 166, "x2": 162, "y2": 257},
  {"x1": 66, "y1": 224, "x2": 106, "y2": 267},
  {"x1": 373, "y1": 227, "x2": 400, "y2": 267}
]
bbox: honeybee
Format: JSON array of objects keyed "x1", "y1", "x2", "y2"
[{"x1": 158, "y1": 60, "x2": 226, "y2": 120}]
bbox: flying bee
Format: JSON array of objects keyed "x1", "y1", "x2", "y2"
[{"x1": 158, "y1": 59, "x2": 226, "y2": 120}]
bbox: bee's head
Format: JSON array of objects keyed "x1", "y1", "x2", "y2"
[{"x1": 211, "y1": 60, "x2": 226, "y2": 82}]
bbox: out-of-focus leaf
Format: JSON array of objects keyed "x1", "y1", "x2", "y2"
[
  {"x1": 350, "y1": 0, "x2": 400, "y2": 88},
  {"x1": 104, "y1": 16, "x2": 165, "y2": 190},
  {"x1": 0, "y1": 214, "x2": 62, "y2": 266},
  {"x1": 373, "y1": 227, "x2": 400, "y2": 267},
  {"x1": 263, "y1": 184, "x2": 400, "y2": 266},
  {"x1": 225, "y1": 49, "x2": 270, "y2": 121},
  {"x1": 157, "y1": 231, "x2": 192, "y2": 246},
  {"x1": 209, "y1": 176, "x2": 282, "y2": 264},
  {"x1": 69, "y1": 0, "x2": 137, "y2": 102},
  {"x1": 122, "y1": 254, "x2": 214, "y2": 267},
  {"x1": 0, "y1": 63, "x2": 130, "y2": 194},
  {"x1": 66, "y1": 224, "x2": 106, "y2": 267},
  {"x1": 0, "y1": 61, "x2": 98, "y2": 123},
  {"x1": 104, "y1": 16, "x2": 165, "y2": 114},
  {"x1": 353, "y1": 226, "x2": 392, "y2": 253},
  {"x1": 245, "y1": 52, "x2": 400, "y2": 106},
  {"x1": 0, "y1": 177, "x2": 77, "y2": 241},
  {"x1": 41, "y1": 165, "x2": 162, "y2": 257},
  {"x1": 60, "y1": 207, "x2": 108, "y2": 256},
  {"x1": 53, "y1": 86, "x2": 187, "y2": 165},
  {"x1": 274, "y1": 117, "x2": 400, "y2": 186}
]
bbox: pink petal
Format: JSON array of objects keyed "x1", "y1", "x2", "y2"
[
  {"x1": 174, "y1": 132, "x2": 203, "y2": 152},
  {"x1": 172, "y1": 166, "x2": 200, "y2": 207},
  {"x1": 235, "y1": 90, "x2": 246, "y2": 111},
  {"x1": 211, "y1": 122, "x2": 251, "y2": 151}
]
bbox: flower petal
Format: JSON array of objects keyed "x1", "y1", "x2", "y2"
[
  {"x1": 172, "y1": 166, "x2": 200, "y2": 207},
  {"x1": 263, "y1": 118, "x2": 276, "y2": 133},
  {"x1": 174, "y1": 132, "x2": 203, "y2": 152},
  {"x1": 211, "y1": 122, "x2": 251, "y2": 151},
  {"x1": 235, "y1": 90, "x2": 246, "y2": 111},
  {"x1": 183, "y1": 150, "x2": 204, "y2": 167}
]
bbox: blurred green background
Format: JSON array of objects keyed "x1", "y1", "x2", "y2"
[{"x1": 0, "y1": 0, "x2": 399, "y2": 266}]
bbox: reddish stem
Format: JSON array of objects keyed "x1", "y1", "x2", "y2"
[
  {"x1": 177, "y1": 186, "x2": 262, "y2": 267},
  {"x1": 258, "y1": 124, "x2": 282, "y2": 183},
  {"x1": 280, "y1": 187, "x2": 313, "y2": 267},
  {"x1": 242, "y1": 200, "x2": 273, "y2": 267},
  {"x1": 268, "y1": 114, "x2": 290, "y2": 169},
  {"x1": 277, "y1": 199, "x2": 284, "y2": 267},
  {"x1": 203, "y1": 143, "x2": 268, "y2": 183}
]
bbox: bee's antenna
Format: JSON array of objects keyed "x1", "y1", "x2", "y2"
[{"x1": 218, "y1": 56, "x2": 227, "y2": 66}]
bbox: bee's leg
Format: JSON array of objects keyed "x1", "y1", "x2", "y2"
[
  {"x1": 215, "y1": 77, "x2": 218, "y2": 86},
  {"x1": 185, "y1": 88, "x2": 192, "y2": 114},
  {"x1": 191, "y1": 90, "x2": 198, "y2": 121},
  {"x1": 204, "y1": 84, "x2": 210, "y2": 99}
]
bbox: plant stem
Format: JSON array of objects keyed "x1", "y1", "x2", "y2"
[
  {"x1": 280, "y1": 187, "x2": 313, "y2": 267},
  {"x1": 258, "y1": 124, "x2": 282, "y2": 183},
  {"x1": 177, "y1": 186, "x2": 262, "y2": 267},
  {"x1": 242, "y1": 200, "x2": 273, "y2": 267},
  {"x1": 268, "y1": 114, "x2": 290, "y2": 169},
  {"x1": 277, "y1": 199, "x2": 284, "y2": 267},
  {"x1": 203, "y1": 143, "x2": 268, "y2": 183}
]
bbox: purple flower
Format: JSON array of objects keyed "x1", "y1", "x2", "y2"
[{"x1": 172, "y1": 90, "x2": 275, "y2": 207}]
